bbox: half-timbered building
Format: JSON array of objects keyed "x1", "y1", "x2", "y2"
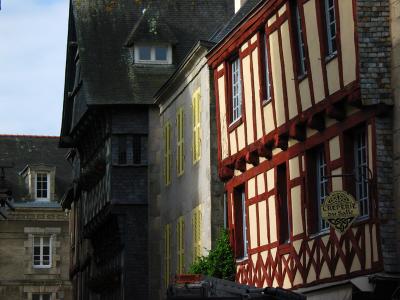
[
  {"x1": 59, "y1": 1, "x2": 233, "y2": 299},
  {"x1": 207, "y1": 0, "x2": 399, "y2": 298}
]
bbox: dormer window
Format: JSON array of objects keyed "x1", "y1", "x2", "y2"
[
  {"x1": 134, "y1": 44, "x2": 172, "y2": 64},
  {"x1": 19, "y1": 164, "x2": 55, "y2": 201},
  {"x1": 36, "y1": 172, "x2": 50, "y2": 200}
]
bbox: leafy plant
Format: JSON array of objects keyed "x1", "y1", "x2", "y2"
[{"x1": 189, "y1": 229, "x2": 236, "y2": 281}]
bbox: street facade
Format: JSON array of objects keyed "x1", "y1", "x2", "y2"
[{"x1": 0, "y1": 0, "x2": 399, "y2": 299}]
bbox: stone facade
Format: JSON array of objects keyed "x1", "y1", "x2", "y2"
[
  {"x1": 155, "y1": 42, "x2": 225, "y2": 295},
  {"x1": 0, "y1": 135, "x2": 72, "y2": 300}
]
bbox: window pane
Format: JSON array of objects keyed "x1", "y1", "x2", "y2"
[
  {"x1": 231, "y1": 58, "x2": 242, "y2": 123},
  {"x1": 36, "y1": 173, "x2": 49, "y2": 198},
  {"x1": 132, "y1": 135, "x2": 141, "y2": 164},
  {"x1": 43, "y1": 295, "x2": 51, "y2": 300},
  {"x1": 32, "y1": 295, "x2": 40, "y2": 300},
  {"x1": 138, "y1": 46, "x2": 151, "y2": 60},
  {"x1": 118, "y1": 136, "x2": 127, "y2": 164},
  {"x1": 141, "y1": 136, "x2": 148, "y2": 164},
  {"x1": 155, "y1": 47, "x2": 167, "y2": 61}
]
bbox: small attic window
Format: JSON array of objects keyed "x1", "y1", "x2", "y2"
[{"x1": 134, "y1": 44, "x2": 172, "y2": 64}]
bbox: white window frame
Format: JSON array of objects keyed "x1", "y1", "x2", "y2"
[
  {"x1": 355, "y1": 129, "x2": 369, "y2": 218},
  {"x1": 134, "y1": 44, "x2": 172, "y2": 64},
  {"x1": 324, "y1": 0, "x2": 337, "y2": 56},
  {"x1": 316, "y1": 148, "x2": 329, "y2": 232},
  {"x1": 230, "y1": 58, "x2": 242, "y2": 124},
  {"x1": 33, "y1": 236, "x2": 52, "y2": 269},
  {"x1": 35, "y1": 172, "x2": 50, "y2": 201},
  {"x1": 294, "y1": 4, "x2": 307, "y2": 75}
]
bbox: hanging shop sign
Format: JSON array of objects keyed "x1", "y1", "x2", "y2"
[{"x1": 321, "y1": 191, "x2": 359, "y2": 233}]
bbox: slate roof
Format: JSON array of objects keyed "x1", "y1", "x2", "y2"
[
  {"x1": 61, "y1": 0, "x2": 234, "y2": 137},
  {"x1": 0, "y1": 135, "x2": 71, "y2": 207},
  {"x1": 210, "y1": 0, "x2": 264, "y2": 44}
]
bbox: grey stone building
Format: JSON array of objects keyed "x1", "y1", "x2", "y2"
[
  {"x1": 154, "y1": 41, "x2": 225, "y2": 292},
  {"x1": 59, "y1": 1, "x2": 234, "y2": 299},
  {"x1": 0, "y1": 135, "x2": 72, "y2": 300}
]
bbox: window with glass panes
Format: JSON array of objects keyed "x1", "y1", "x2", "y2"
[
  {"x1": 135, "y1": 45, "x2": 171, "y2": 64},
  {"x1": 36, "y1": 173, "x2": 49, "y2": 199},
  {"x1": 355, "y1": 129, "x2": 369, "y2": 217},
  {"x1": 291, "y1": 0, "x2": 307, "y2": 75},
  {"x1": 230, "y1": 58, "x2": 242, "y2": 123},
  {"x1": 324, "y1": 0, "x2": 337, "y2": 56},
  {"x1": 33, "y1": 236, "x2": 51, "y2": 268},
  {"x1": 316, "y1": 148, "x2": 329, "y2": 231},
  {"x1": 32, "y1": 294, "x2": 51, "y2": 300},
  {"x1": 262, "y1": 33, "x2": 272, "y2": 101}
]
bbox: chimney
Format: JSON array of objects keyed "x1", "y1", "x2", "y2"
[{"x1": 234, "y1": 0, "x2": 247, "y2": 13}]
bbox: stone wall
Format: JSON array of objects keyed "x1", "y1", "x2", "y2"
[{"x1": 357, "y1": 0, "x2": 392, "y2": 106}]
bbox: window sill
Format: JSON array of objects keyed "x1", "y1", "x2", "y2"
[
  {"x1": 308, "y1": 229, "x2": 330, "y2": 240},
  {"x1": 325, "y1": 52, "x2": 337, "y2": 64},
  {"x1": 33, "y1": 265, "x2": 51, "y2": 269},
  {"x1": 113, "y1": 163, "x2": 147, "y2": 167},
  {"x1": 262, "y1": 97, "x2": 272, "y2": 107},
  {"x1": 228, "y1": 118, "x2": 243, "y2": 132},
  {"x1": 297, "y1": 73, "x2": 308, "y2": 82},
  {"x1": 235, "y1": 256, "x2": 248, "y2": 263}
]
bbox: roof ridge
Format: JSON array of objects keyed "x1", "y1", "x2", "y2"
[{"x1": 0, "y1": 134, "x2": 59, "y2": 139}]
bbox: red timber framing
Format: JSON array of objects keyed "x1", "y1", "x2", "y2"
[{"x1": 208, "y1": 0, "x2": 386, "y2": 290}]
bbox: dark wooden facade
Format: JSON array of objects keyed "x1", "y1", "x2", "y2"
[{"x1": 60, "y1": 1, "x2": 234, "y2": 299}]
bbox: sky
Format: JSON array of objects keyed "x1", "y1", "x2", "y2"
[{"x1": 0, "y1": 0, "x2": 69, "y2": 135}]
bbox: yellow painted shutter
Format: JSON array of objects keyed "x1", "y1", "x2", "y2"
[
  {"x1": 177, "y1": 216, "x2": 185, "y2": 274},
  {"x1": 164, "y1": 122, "x2": 172, "y2": 185},
  {"x1": 164, "y1": 224, "x2": 171, "y2": 288},
  {"x1": 177, "y1": 108, "x2": 184, "y2": 176},
  {"x1": 192, "y1": 206, "x2": 202, "y2": 261},
  {"x1": 192, "y1": 89, "x2": 201, "y2": 163}
]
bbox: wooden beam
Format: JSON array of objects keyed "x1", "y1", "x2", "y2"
[
  {"x1": 289, "y1": 122, "x2": 306, "y2": 142},
  {"x1": 326, "y1": 102, "x2": 346, "y2": 121},
  {"x1": 307, "y1": 113, "x2": 325, "y2": 132},
  {"x1": 234, "y1": 157, "x2": 247, "y2": 172},
  {"x1": 274, "y1": 133, "x2": 288, "y2": 151},
  {"x1": 245, "y1": 150, "x2": 259, "y2": 166},
  {"x1": 257, "y1": 144, "x2": 272, "y2": 160},
  {"x1": 219, "y1": 165, "x2": 234, "y2": 182}
]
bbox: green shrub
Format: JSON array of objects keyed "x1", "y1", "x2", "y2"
[{"x1": 188, "y1": 229, "x2": 235, "y2": 281}]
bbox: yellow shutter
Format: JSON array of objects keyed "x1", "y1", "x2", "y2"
[
  {"x1": 177, "y1": 216, "x2": 185, "y2": 274},
  {"x1": 192, "y1": 88, "x2": 201, "y2": 163},
  {"x1": 177, "y1": 108, "x2": 184, "y2": 176},
  {"x1": 164, "y1": 122, "x2": 172, "y2": 185},
  {"x1": 192, "y1": 206, "x2": 202, "y2": 261},
  {"x1": 164, "y1": 224, "x2": 171, "y2": 288}
]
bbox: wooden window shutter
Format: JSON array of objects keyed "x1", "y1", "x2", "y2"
[
  {"x1": 192, "y1": 206, "x2": 202, "y2": 261},
  {"x1": 192, "y1": 88, "x2": 201, "y2": 163},
  {"x1": 177, "y1": 108, "x2": 184, "y2": 176},
  {"x1": 164, "y1": 122, "x2": 171, "y2": 185},
  {"x1": 177, "y1": 216, "x2": 185, "y2": 274}
]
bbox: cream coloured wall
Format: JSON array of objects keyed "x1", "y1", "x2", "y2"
[
  {"x1": 326, "y1": 58, "x2": 340, "y2": 95},
  {"x1": 242, "y1": 55, "x2": 255, "y2": 144},
  {"x1": 270, "y1": 31, "x2": 286, "y2": 126},
  {"x1": 281, "y1": 21, "x2": 299, "y2": 120},
  {"x1": 304, "y1": 0, "x2": 325, "y2": 103},
  {"x1": 339, "y1": 0, "x2": 356, "y2": 86}
]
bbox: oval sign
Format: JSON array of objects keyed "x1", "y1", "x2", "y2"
[{"x1": 321, "y1": 191, "x2": 359, "y2": 233}]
